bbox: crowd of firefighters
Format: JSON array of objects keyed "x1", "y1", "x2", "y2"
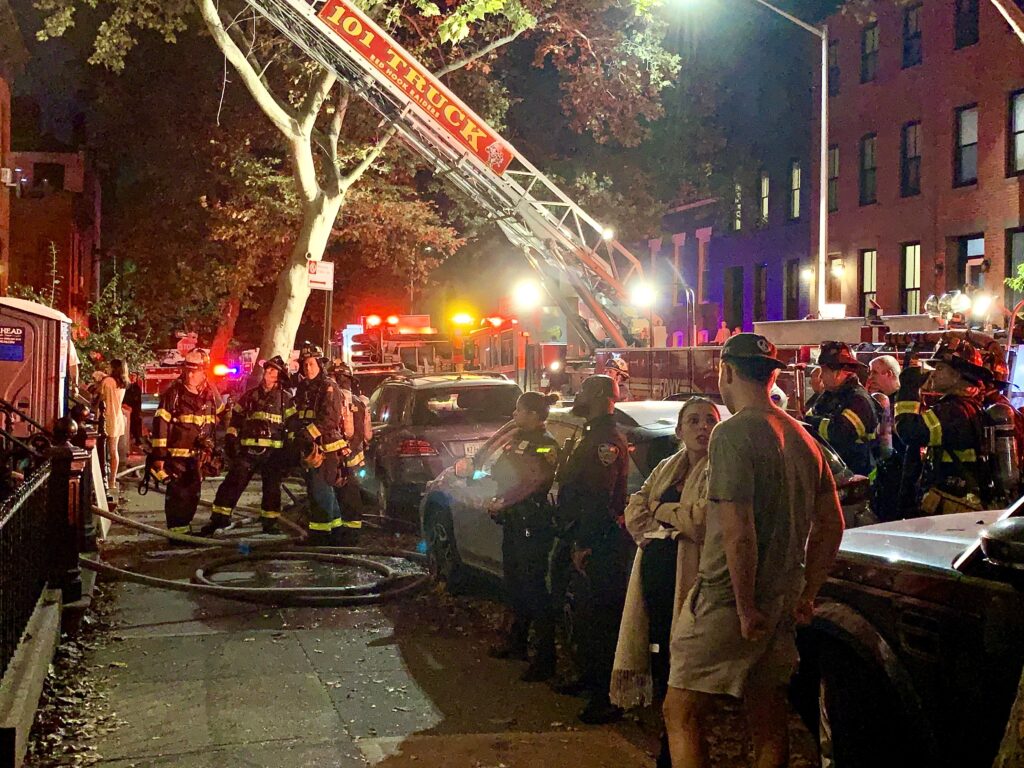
[{"x1": 147, "y1": 343, "x2": 372, "y2": 545}]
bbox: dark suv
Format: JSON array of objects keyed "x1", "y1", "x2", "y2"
[
  {"x1": 365, "y1": 373, "x2": 522, "y2": 522},
  {"x1": 793, "y1": 505, "x2": 1024, "y2": 768}
]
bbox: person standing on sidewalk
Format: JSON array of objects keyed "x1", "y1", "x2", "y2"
[
  {"x1": 487, "y1": 391, "x2": 561, "y2": 682},
  {"x1": 151, "y1": 351, "x2": 224, "y2": 535},
  {"x1": 124, "y1": 372, "x2": 144, "y2": 455},
  {"x1": 294, "y1": 344, "x2": 351, "y2": 545},
  {"x1": 100, "y1": 359, "x2": 128, "y2": 492},
  {"x1": 204, "y1": 356, "x2": 296, "y2": 535},
  {"x1": 663, "y1": 334, "x2": 845, "y2": 768},
  {"x1": 555, "y1": 374, "x2": 630, "y2": 724}
]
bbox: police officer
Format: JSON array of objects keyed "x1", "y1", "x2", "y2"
[
  {"x1": 293, "y1": 344, "x2": 351, "y2": 545},
  {"x1": 895, "y1": 336, "x2": 990, "y2": 515},
  {"x1": 331, "y1": 359, "x2": 370, "y2": 542},
  {"x1": 151, "y1": 350, "x2": 225, "y2": 534},
  {"x1": 205, "y1": 356, "x2": 296, "y2": 535},
  {"x1": 605, "y1": 357, "x2": 633, "y2": 402},
  {"x1": 556, "y1": 374, "x2": 630, "y2": 724},
  {"x1": 805, "y1": 341, "x2": 879, "y2": 477},
  {"x1": 487, "y1": 391, "x2": 561, "y2": 682}
]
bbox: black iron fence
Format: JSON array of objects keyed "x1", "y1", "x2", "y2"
[{"x1": 0, "y1": 463, "x2": 52, "y2": 680}]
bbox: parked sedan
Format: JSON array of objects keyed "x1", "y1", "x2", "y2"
[
  {"x1": 421, "y1": 400, "x2": 872, "y2": 588},
  {"x1": 365, "y1": 372, "x2": 522, "y2": 522}
]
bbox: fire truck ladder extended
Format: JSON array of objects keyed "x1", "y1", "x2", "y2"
[{"x1": 244, "y1": 0, "x2": 660, "y2": 351}]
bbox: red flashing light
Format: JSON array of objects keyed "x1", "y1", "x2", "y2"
[
  {"x1": 365, "y1": 314, "x2": 382, "y2": 328},
  {"x1": 212, "y1": 363, "x2": 238, "y2": 377},
  {"x1": 486, "y1": 316, "x2": 503, "y2": 328},
  {"x1": 386, "y1": 314, "x2": 400, "y2": 326}
]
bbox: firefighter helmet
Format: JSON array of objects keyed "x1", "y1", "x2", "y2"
[
  {"x1": 299, "y1": 342, "x2": 324, "y2": 361},
  {"x1": 605, "y1": 356, "x2": 630, "y2": 380},
  {"x1": 330, "y1": 358, "x2": 353, "y2": 379},
  {"x1": 183, "y1": 350, "x2": 206, "y2": 370},
  {"x1": 983, "y1": 348, "x2": 1010, "y2": 389},
  {"x1": 818, "y1": 341, "x2": 860, "y2": 370},
  {"x1": 263, "y1": 355, "x2": 288, "y2": 375},
  {"x1": 932, "y1": 335, "x2": 988, "y2": 383}
]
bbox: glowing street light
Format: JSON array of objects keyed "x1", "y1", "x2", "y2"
[
  {"x1": 512, "y1": 279, "x2": 542, "y2": 311},
  {"x1": 451, "y1": 312, "x2": 474, "y2": 327},
  {"x1": 630, "y1": 281, "x2": 656, "y2": 308},
  {"x1": 601, "y1": 227, "x2": 615, "y2": 241},
  {"x1": 800, "y1": 267, "x2": 815, "y2": 284}
]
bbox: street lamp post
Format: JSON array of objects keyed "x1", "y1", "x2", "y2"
[{"x1": 745, "y1": 0, "x2": 829, "y2": 316}]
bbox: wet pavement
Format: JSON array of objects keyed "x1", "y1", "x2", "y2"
[{"x1": 28, "y1": 470, "x2": 818, "y2": 767}]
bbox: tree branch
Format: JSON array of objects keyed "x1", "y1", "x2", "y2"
[
  {"x1": 298, "y1": 69, "x2": 337, "y2": 135},
  {"x1": 194, "y1": 0, "x2": 298, "y2": 137},
  {"x1": 340, "y1": 126, "x2": 398, "y2": 192},
  {"x1": 326, "y1": 86, "x2": 350, "y2": 196},
  {"x1": 436, "y1": 26, "x2": 531, "y2": 77}
]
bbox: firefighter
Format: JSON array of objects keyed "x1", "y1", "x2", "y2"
[
  {"x1": 487, "y1": 392, "x2": 560, "y2": 682},
  {"x1": 805, "y1": 341, "x2": 879, "y2": 477},
  {"x1": 331, "y1": 359, "x2": 371, "y2": 542},
  {"x1": 151, "y1": 350, "x2": 225, "y2": 534},
  {"x1": 605, "y1": 357, "x2": 633, "y2": 402},
  {"x1": 980, "y1": 346, "x2": 1022, "y2": 507},
  {"x1": 555, "y1": 374, "x2": 630, "y2": 724},
  {"x1": 294, "y1": 344, "x2": 351, "y2": 545},
  {"x1": 204, "y1": 355, "x2": 296, "y2": 535},
  {"x1": 895, "y1": 336, "x2": 990, "y2": 515}
]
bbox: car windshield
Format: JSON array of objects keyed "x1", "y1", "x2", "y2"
[{"x1": 412, "y1": 385, "x2": 519, "y2": 427}]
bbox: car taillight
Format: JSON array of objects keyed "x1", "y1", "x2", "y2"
[{"x1": 398, "y1": 439, "x2": 438, "y2": 457}]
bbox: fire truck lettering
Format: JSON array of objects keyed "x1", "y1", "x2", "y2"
[
  {"x1": 460, "y1": 120, "x2": 486, "y2": 151},
  {"x1": 403, "y1": 67, "x2": 429, "y2": 94},
  {"x1": 425, "y1": 85, "x2": 447, "y2": 110},
  {"x1": 323, "y1": 3, "x2": 345, "y2": 25},
  {"x1": 443, "y1": 104, "x2": 465, "y2": 126},
  {"x1": 384, "y1": 48, "x2": 405, "y2": 70}
]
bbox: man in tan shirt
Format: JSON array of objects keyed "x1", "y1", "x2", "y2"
[{"x1": 662, "y1": 334, "x2": 845, "y2": 768}]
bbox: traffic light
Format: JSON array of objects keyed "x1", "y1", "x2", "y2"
[{"x1": 351, "y1": 331, "x2": 382, "y2": 365}]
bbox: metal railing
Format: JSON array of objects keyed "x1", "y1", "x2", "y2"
[{"x1": 0, "y1": 463, "x2": 52, "y2": 680}]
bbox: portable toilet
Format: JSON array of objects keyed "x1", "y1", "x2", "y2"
[{"x1": 0, "y1": 297, "x2": 73, "y2": 437}]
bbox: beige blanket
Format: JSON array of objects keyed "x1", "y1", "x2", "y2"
[{"x1": 609, "y1": 450, "x2": 708, "y2": 709}]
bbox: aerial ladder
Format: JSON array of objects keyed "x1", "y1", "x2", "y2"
[{"x1": 244, "y1": 0, "x2": 661, "y2": 351}]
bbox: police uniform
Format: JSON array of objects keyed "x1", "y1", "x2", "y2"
[
  {"x1": 805, "y1": 343, "x2": 879, "y2": 477},
  {"x1": 895, "y1": 339, "x2": 990, "y2": 515},
  {"x1": 151, "y1": 363, "x2": 224, "y2": 533},
  {"x1": 208, "y1": 357, "x2": 297, "y2": 533},
  {"x1": 557, "y1": 409, "x2": 630, "y2": 716},
  {"x1": 294, "y1": 350, "x2": 351, "y2": 543},
  {"x1": 489, "y1": 427, "x2": 559, "y2": 677}
]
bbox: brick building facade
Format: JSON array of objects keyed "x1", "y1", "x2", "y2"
[
  {"x1": 8, "y1": 152, "x2": 101, "y2": 326},
  {"x1": 812, "y1": 0, "x2": 1024, "y2": 317}
]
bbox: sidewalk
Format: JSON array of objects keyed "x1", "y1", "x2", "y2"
[{"x1": 72, "y1": 477, "x2": 655, "y2": 767}]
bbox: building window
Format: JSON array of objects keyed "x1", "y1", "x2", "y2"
[
  {"x1": 828, "y1": 145, "x2": 839, "y2": 212},
  {"x1": 733, "y1": 183, "x2": 742, "y2": 231},
  {"x1": 1009, "y1": 90, "x2": 1024, "y2": 175},
  {"x1": 860, "y1": 249, "x2": 878, "y2": 315},
  {"x1": 826, "y1": 256, "x2": 843, "y2": 304},
  {"x1": 1006, "y1": 229, "x2": 1024, "y2": 306},
  {"x1": 955, "y1": 105, "x2": 979, "y2": 186},
  {"x1": 789, "y1": 160, "x2": 801, "y2": 220},
  {"x1": 901, "y1": 243, "x2": 922, "y2": 314},
  {"x1": 903, "y1": 3, "x2": 923, "y2": 67},
  {"x1": 828, "y1": 40, "x2": 840, "y2": 96},
  {"x1": 784, "y1": 258, "x2": 800, "y2": 320},
  {"x1": 901, "y1": 121, "x2": 922, "y2": 197},
  {"x1": 759, "y1": 172, "x2": 770, "y2": 223},
  {"x1": 955, "y1": 0, "x2": 980, "y2": 49},
  {"x1": 754, "y1": 264, "x2": 768, "y2": 322},
  {"x1": 861, "y1": 23, "x2": 879, "y2": 83},
  {"x1": 860, "y1": 134, "x2": 877, "y2": 205}
]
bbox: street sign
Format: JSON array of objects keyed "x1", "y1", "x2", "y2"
[{"x1": 308, "y1": 260, "x2": 335, "y2": 291}]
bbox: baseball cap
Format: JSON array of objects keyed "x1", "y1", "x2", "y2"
[{"x1": 721, "y1": 333, "x2": 786, "y2": 370}]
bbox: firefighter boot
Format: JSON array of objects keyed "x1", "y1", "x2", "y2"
[{"x1": 199, "y1": 507, "x2": 232, "y2": 537}]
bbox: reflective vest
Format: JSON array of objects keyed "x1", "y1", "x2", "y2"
[
  {"x1": 227, "y1": 383, "x2": 297, "y2": 451},
  {"x1": 151, "y1": 379, "x2": 224, "y2": 459}
]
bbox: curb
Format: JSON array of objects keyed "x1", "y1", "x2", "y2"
[{"x1": 0, "y1": 588, "x2": 62, "y2": 768}]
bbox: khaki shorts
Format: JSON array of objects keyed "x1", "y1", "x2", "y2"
[{"x1": 667, "y1": 580, "x2": 799, "y2": 699}]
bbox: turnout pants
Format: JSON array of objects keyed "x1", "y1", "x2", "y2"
[
  {"x1": 334, "y1": 479, "x2": 363, "y2": 541},
  {"x1": 305, "y1": 451, "x2": 343, "y2": 539},
  {"x1": 574, "y1": 530, "x2": 630, "y2": 699},
  {"x1": 165, "y1": 458, "x2": 202, "y2": 533},
  {"x1": 211, "y1": 451, "x2": 285, "y2": 521},
  {"x1": 502, "y1": 520, "x2": 556, "y2": 664}
]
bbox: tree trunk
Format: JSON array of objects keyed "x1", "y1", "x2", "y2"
[
  {"x1": 994, "y1": 666, "x2": 1024, "y2": 768},
  {"x1": 209, "y1": 294, "x2": 241, "y2": 363},
  {"x1": 258, "y1": 193, "x2": 344, "y2": 359}
]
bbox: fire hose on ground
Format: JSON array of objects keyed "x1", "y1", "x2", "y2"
[{"x1": 82, "y1": 472, "x2": 432, "y2": 605}]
